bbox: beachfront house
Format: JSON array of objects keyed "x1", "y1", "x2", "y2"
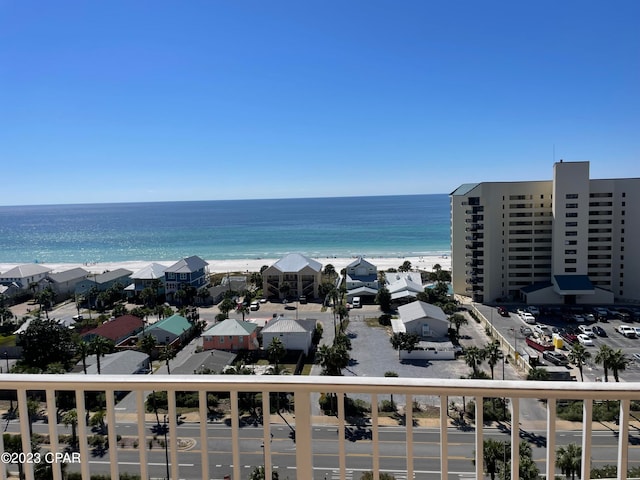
[
  {"x1": 262, "y1": 253, "x2": 322, "y2": 301},
  {"x1": 38, "y1": 267, "x2": 90, "y2": 300},
  {"x1": 261, "y1": 315, "x2": 316, "y2": 355},
  {"x1": 0, "y1": 264, "x2": 52, "y2": 291},
  {"x1": 127, "y1": 262, "x2": 167, "y2": 301},
  {"x1": 82, "y1": 314, "x2": 145, "y2": 347},
  {"x1": 386, "y1": 272, "x2": 426, "y2": 304},
  {"x1": 202, "y1": 319, "x2": 259, "y2": 351},
  {"x1": 164, "y1": 256, "x2": 209, "y2": 304},
  {"x1": 345, "y1": 256, "x2": 379, "y2": 303},
  {"x1": 74, "y1": 268, "x2": 133, "y2": 302}
]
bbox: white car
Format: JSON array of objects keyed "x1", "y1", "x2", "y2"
[
  {"x1": 616, "y1": 325, "x2": 637, "y2": 338},
  {"x1": 520, "y1": 312, "x2": 536, "y2": 324},
  {"x1": 527, "y1": 306, "x2": 540, "y2": 316},
  {"x1": 578, "y1": 325, "x2": 595, "y2": 338},
  {"x1": 250, "y1": 301, "x2": 260, "y2": 311},
  {"x1": 577, "y1": 334, "x2": 594, "y2": 346}
]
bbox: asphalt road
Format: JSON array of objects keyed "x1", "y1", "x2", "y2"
[{"x1": 10, "y1": 421, "x2": 638, "y2": 480}]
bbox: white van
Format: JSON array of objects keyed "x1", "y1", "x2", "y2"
[{"x1": 352, "y1": 297, "x2": 361, "y2": 308}]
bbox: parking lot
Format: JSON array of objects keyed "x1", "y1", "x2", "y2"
[{"x1": 475, "y1": 303, "x2": 640, "y2": 382}]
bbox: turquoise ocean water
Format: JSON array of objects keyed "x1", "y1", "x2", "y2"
[{"x1": 0, "y1": 195, "x2": 450, "y2": 263}]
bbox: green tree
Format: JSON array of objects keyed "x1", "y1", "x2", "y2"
[
  {"x1": 398, "y1": 260, "x2": 412, "y2": 272},
  {"x1": 89, "y1": 336, "x2": 114, "y2": 374},
  {"x1": 316, "y1": 343, "x2": 349, "y2": 376},
  {"x1": 16, "y1": 318, "x2": 76, "y2": 371},
  {"x1": 138, "y1": 334, "x2": 157, "y2": 358},
  {"x1": 160, "y1": 344, "x2": 176, "y2": 374},
  {"x1": 360, "y1": 472, "x2": 396, "y2": 480},
  {"x1": 375, "y1": 286, "x2": 392, "y2": 312},
  {"x1": 479, "y1": 438, "x2": 508, "y2": 480},
  {"x1": 76, "y1": 340, "x2": 90, "y2": 374},
  {"x1": 62, "y1": 409, "x2": 79, "y2": 448},
  {"x1": 526, "y1": 367, "x2": 550, "y2": 381},
  {"x1": 389, "y1": 332, "x2": 420, "y2": 359},
  {"x1": 464, "y1": 345, "x2": 486, "y2": 377},
  {"x1": 556, "y1": 443, "x2": 581, "y2": 480},
  {"x1": 248, "y1": 465, "x2": 279, "y2": 480},
  {"x1": 594, "y1": 344, "x2": 614, "y2": 382},
  {"x1": 449, "y1": 313, "x2": 468, "y2": 339},
  {"x1": 609, "y1": 349, "x2": 630, "y2": 382},
  {"x1": 237, "y1": 303, "x2": 250, "y2": 321},
  {"x1": 35, "y1": 287, "x2": 55, "y2": 319},
  {"x1": 218, "y1": 297, "x2": 236, "y2": 318},
  {"x1": 267, "y1": 337, "x2": 286, "y2": 374},
  {"x1": 568, "y1": 343, "x2": 591, "y2": 382},
  {"x1": 384, "y1": 371, "x2": 398, "y2": 408},
  {"x1": 484, "y1": 341, "x2": 502, "y2": 380},
  {"x1": 140, "y1": 287, "x2": 156, "y2": 308},
  {"x1": 323, "y1": 264, "x2": 336, "y2": 277}
]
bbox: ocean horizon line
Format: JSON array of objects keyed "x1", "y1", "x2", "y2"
[{"x1": 0, "y1": 192, "x2": 448, "y2": 209}]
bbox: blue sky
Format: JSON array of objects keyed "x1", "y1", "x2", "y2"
[{"x1": 1, "y1": 1, "x2": 639, "y2": 205}]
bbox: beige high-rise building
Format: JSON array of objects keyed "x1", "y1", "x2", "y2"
[{"x1": 450, "y1": 161, "x2": 640, "y2": 304}]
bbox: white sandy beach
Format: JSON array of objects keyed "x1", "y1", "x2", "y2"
[{"x1": 0, "y1": 255, "x2": 450, "y2": 276}]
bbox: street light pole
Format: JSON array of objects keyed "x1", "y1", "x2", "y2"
[
  {"x1": 163, "y1": 415, "x2": 170, "y2": 480},
  {"x1": 4, "y1": 351, "x2": 12, "y2": 411}
]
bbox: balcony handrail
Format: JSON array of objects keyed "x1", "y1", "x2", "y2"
[{"x1": 2, "y1": 373, "x2": 638, "y2": 399}]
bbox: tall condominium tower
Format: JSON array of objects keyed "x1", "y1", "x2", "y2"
[{"x1": 450, "y1": 161, "x2": 640, "y2": 304}]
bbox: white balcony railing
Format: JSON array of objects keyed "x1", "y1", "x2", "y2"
[{"x1": 0, "y1": 374, "x2": 639, "y2": 480}]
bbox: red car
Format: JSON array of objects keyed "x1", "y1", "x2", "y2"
[{"x1": 497, "y1": 306, "x2": 509, "y2": 317}]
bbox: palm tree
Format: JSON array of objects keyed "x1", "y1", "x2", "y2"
[
  {"x1": 139, "y1": 334, "x2": 157, "y2": 359},
  {"x1": 398, "y1": 260, "x2": 412, "y2": 272},
  {"x1": 267, "y1": 338, "x2": 286, "y2": 374},
  {"x1": 479, "y1": 438, "x2": 508, "y2": 480},
  {"x1": 568, "y1": 343, "x2": 591, "y2": 382},
  {"x1": 483, "y1": 341, "x2": 502, "y2": 379},
  {"x1": 160, "y1": 344, "x2": 176, "y2": 374},
  {"x1": 384, "y1": 371, "x2": 398, "y2": 408},
  {"x1": 62, "y1": 409, "x2": 78, "y2": 449},
  {"x1": 237, "y1": 303, "x2": 250, "y2": 321},
  {"x1": 556, "y1": 442, "x2": 581, "y2": 480},
  {"x1": 609, "y1": 349, "x2": 630, "y2": 382},
  {"x1": 89, "y1": 336, "x2": 113, "y2": 374},
  {"x1": 594, "y1": 344, "x2": 614, "y2": 382},
  {"x1": 464, "y1": 345, "x2": 486, "y2": 377},
  {"x1": 316, "y1": 344, "x2": 349, "y2": 376},
  {"x1": 76, "y1": 340, "x2": 90, "y2": 374},
  {"x1": 449, "y1": 313, "x2": 468, "y2": 339},
  {"x1": 323, "y1": 264, "x2": 336, "y2": 277}
]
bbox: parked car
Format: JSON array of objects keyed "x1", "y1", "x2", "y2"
[
  {"x1": 592, "y1": 325, "x2": 607, "y2": 337},
  {"x1": 543, "y1": 350, "x2": 569, "y2": 366},
  {"x1": 520, "y1": 312, "x2": 536, "y2": 324},
  {"x1": 616, "y1": 325, "x2": 637, "y2": 338},
  {"x1": 578, "y1": 325, "x2": 595, "y2": 338},
  {"x1": 583, "y1": 313, "x2": 596, "y2": 323},
  {"x1": 634, "y1": 327, "x2": 640, "y2": 338},
  {"x1": 561, "y1": 332, "x2": 577, "y2": 345},
  {"x1": 497, "y1": 306, "x2": 509, "y2": 317},
  {"x1": 633, "y1": 353, "x2": 640, "y2": 362},
  {"x1": 577, "y1": 334, "x2": 594, "y2": 346},
  {"x1": 520, "y1": 326, "x2": 533, "y2": 337},
  {"x1": 299, "y1": 295, "x2": 307, "y2": 304},
  {"x1": 572, "y1": 315, "x2": 585, "y2": 323},
  {"x1": 527, "y1": 306, "x2": 540, "y2": 316},
  {"x1": 250, "y1": 301, "x2": 260, "y2": 311},
  {"x1": 594, "y1": 307, "x2": 609, "y2": 316}
]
